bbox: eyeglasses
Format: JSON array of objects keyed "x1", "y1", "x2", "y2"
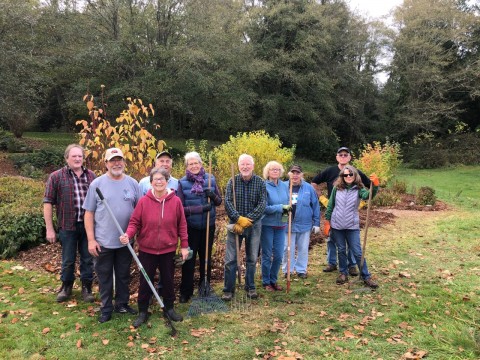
[
  {"x1": 153, "y1": 177, "x2": 167, "y2": 182},
  {"x1": 108, "y1": 158, "x2": 124, "y2": 163},
  {"x1": 337, "y1": 153, "x2": 350, "y2": 158},
  {"x1": 187, "y1": 162, "x2": 200, "y2": 166},
  {"x1": 269, "y1": 168, "x2": 281, "y2": 172},
  {"x1": 342, "y1": 173, "x2": 354, "y2": 178}
]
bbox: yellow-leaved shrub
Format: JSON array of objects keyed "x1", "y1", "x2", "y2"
[{"x1": 212, "y1": 131, "x2": 295, "y2": 190}]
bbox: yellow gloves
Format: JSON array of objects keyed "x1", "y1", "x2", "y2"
[
  {"x1": 237, "y1": 216, "x2": 253, "y2": 228},
  {"x1": 319, "y1": 195, "x2": 329, "y2": 208},
  {"x1": 233, "y1": 224, "x2": 244, "y2": 235}
]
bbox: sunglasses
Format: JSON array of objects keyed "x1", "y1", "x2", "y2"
[
  {"x1": 337, "y1": 153, "x2": 350, "y2": 158},
  {"x1": 342, "y1": 173, "x2": 354, "y2": 178}
]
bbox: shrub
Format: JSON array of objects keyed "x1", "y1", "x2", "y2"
[
  {"x1": 212, "y1": 131, "x2": 295, "y2": 190},
  {"x1": 390, "y1": 180, "x2": 407, "y2": 194},
  {"x1": 77, "y1": 88, "x2": 165, "y2": 178},
  {"x1": 416, "y1": 186, "x2": 437, "y2": 206},
  {"x1": 0, "y1": 177, "x2": 46, "y2": 258},
  {"x1": 353, "y1": 140, "x2": 402, "y2": 186},
  {"x1": 9, "y1": 149, "x2": 64, "y2": 179},
  {"x1": 170, "y1": 139, "x2": 213, "y2": 179},
  {"x1": 372, "y1": 189, "x2": 400, "y2": 207}
]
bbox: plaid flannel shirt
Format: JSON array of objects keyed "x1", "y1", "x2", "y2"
[
  {"x1": 43, "y1": 166, "x2": 95, "y2": 231},
  {"x1": 224, "y1": 173, "x2": 266, "y2": 223}
]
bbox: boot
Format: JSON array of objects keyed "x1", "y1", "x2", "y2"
[
  {"x1": 133, "y1": 311, "x2": 149, "y2": 328},
  {"x1": 163, "y1": 304, "x2": 183, "y2": 322},
  {"x1": 81, "y1": 280, "x2": 95, "y2": 303},
  {"x1": 56, "y1": 281, "x2": 73, "y2": 302}
]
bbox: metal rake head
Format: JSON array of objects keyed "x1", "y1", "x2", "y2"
[{"x1": 187, "y1": 294, "x2": 230, "y2": 317}]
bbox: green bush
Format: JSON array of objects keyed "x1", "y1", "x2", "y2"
[
  {"x1": 372, "y1": 189, "x2": 400, "y2": 207},
  {"x1": 9, "y1": 149, "x2": 64, "y2": 178},
  {"x1": 0, "y1": 177, "x2": 46, "y2": 258},
  {"x1": 416, "y1": 186, "x2": 437, "y2": 206},
  {"x1": 390, "y1": 180, "x2": 407, "y2": 194}
]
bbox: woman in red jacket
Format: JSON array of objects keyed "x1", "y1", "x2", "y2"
[{"x1": 120, "y1": 168, "x2": 189, "y2": 328}]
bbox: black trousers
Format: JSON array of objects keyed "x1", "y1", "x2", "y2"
[
  {"x1": 180, "y1": 226, "x2": 215, "y2": 297},
  {"x1": 137, "y1": 250, "x2": 175, "y2": 311},
  {"x1": 94, "y1": 246, "x2": 132, "y2": 314}
]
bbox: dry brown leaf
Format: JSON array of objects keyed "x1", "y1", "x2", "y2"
[
  {"x1": 344, "y1": 330, "x2": 355, "y2": 338},
  {"x1": 18, "y1": 287, "x2": 25, "y2": 294},
  {"x1": 75, "y1": 323, "x2": 82, "y2": 332},
  {"x1": 11, "y1": 318, "x2": 19, "y2": 324},
  {"x1": 42, "y1": 327, "x2": 50, "y2": 334},
  {"x1": 127, "y1": 342, "x2": 134, "y2": 347},
  {"x1": 76, "y1": 339, "x2": 82, "y2": 348},
  {"x1": 102, "y1": 339, "x2": 109, "y2": 345}
]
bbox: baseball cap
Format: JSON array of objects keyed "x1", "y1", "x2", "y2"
[
  {"x1": 105, "y1": 148, "x2": 124, "y2": 161},
  {"x1": 337, "y1": 147, "x2": 351, "y2": 154},
  {"x1": 156, "y1": 150, "x2": 172, "y2": 159},
  {"x1": 289, "y1": 164, "x2": 303, "y2": 173}
]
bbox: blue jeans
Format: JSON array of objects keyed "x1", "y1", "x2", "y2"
[
  {"x1": 223, "y1": 221, "x2": 261, "y2": 293},
  {"x1": 282, "y1": 230, "x2": 310, "y2": 275},
  {"x1": 59, "y1": 222, "x2": 93, "y2": 282},
  {"x1": 261, "y1": 225, "x2": 286, "y2": 286},
  {"x1": 331, "y1": 229, "x2": 371, "y2": 280},
  {"x1": 326, "y1": 236, "x2": 357, "y2": 267}
]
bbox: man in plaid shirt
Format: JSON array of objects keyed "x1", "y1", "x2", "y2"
[
  {"x1": 222, "y1": 154, "x2": 266, "y2": 301},
  {"x1": 43, "y1": 144, "x2": 96, "y2": 303}
]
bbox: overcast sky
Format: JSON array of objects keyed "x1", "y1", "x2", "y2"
[{"x1": 346, "y1": 0, "x2": 404, "y2": 20}]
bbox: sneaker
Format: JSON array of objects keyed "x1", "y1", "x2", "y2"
[
  {"x1": 364, "y1": 278, "x2": 379, "y2": 289},
  {"x1": 263, "y1": 285, "x2": 275, "y2": 292},
  {"x1": 114, "y1": 304, "x2": 138, "y2": 315},
  {"x1": 323, "y1": 264, "x2": 337, "y2": 272},
  {"x1": 271, "y1": 283, "x2": 283, "y2": 291},
  {"x1": 246, "y1": 289, "x2": 258, "y2": 299},
  {"x1": 297, "y1": 273, "x2": 307, "y2": 279},
  {"x1": 98, "y1": 312, "x2": 112, "y2": 323},
  {"x1": 348, "y1": 266, "x2": 359, "y2": 276},
  {"x1": 221, "y1": 292, "x2": 233, "y2": 301},
  {"x1": 336, "y1": 274, "x2": 348, "y2": 285}
]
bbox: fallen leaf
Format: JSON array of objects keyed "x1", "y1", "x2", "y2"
[
  {"x1": 344, "y1": 330, "x2": 355, "y2": 338},
  {"x1": 42, "y1": 328, "x2": 50, "y2": 334},
  {"x1": 399, "y1": 272, "x2": 411, "y2": 278},
  {"x1": 76, "y1": 339, "x2": 82, "y2": 348},
  {"x1": 75, "y1": 323, "x2": 82, "y2": 332},
  {"x1": 102, "y1": 339, "x2": 109, "y2": 345},
  {"x1": 127, "y1": 342, "x2": 134, "y2": 347},
  {"x1": 18, "y1": 287, "x2": 25, "y2": 294}
]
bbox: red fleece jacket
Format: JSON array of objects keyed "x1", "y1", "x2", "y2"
[{"x1": 125, "y1": 189, "x2": 188, "y2": 255}]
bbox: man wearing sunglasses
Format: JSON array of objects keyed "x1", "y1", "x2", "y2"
[{"x1": 311, "y1": 147, "x2": 371, "y2": 275}]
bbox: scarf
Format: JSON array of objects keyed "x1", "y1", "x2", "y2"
[{"x1": 186, "y1": 167, "x2": 205, "y2": 195}]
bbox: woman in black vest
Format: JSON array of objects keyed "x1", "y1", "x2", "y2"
[{"x1": 177, "y1": 152, "x2": 222, "y2": 303}]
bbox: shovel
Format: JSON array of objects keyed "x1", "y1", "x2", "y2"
[{"x1": 95, "y1": 188, "x2": 177, "y2": 336}]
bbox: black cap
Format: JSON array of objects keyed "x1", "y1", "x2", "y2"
[
  {"x1": 156, "y1": 150, "x2": 172, "y2": 159},
  {"x1": 337, "y1": 147, "x2": 351, "y2": 154},
  {"x1": 289, "y1": 164, "x2": 303, "y2": 173}
]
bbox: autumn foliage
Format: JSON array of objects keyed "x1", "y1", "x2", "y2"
[
  {"x1": 353, "y1": 141, "x2": 402, "y2": 186},
  {"x1": 76, "y1": 88, "x2": 165, "y2": 178}
]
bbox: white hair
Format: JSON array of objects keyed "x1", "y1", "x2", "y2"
[
  {"x1": 238, "y1": 153, "x2": 254, "y2": 165},
  {"x1": 184, "y1": 151, "x2": 203, "y2": 166}
]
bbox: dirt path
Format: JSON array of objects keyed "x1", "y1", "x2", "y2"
[{"x1": 0, "y1": 152, "x2": 20, "y2": 176}]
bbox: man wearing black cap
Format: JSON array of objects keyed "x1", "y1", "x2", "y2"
[
  {"x1": 139, "y1": 151, "x2": 178, "y2": 195},
  {"x1": 311, "y1": 147, "x2": 371, "y2": 275}
]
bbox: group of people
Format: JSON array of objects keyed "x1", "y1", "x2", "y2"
[{"x1": 43, "y1": 144, "x2": 379, "y2": 328}]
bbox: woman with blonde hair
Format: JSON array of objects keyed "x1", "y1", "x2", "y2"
[{"x1": 260, "y1": 161, "x2": 290, "y2": 291}]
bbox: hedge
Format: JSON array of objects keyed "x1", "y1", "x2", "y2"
[{"x1": 0, "y1": 176, "x2": 46, "y2": 258}]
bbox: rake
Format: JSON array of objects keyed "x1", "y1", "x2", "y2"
[
  {"x1": 187, "y1": 157, "x2": 229, "y2": 317},
  {"x1": 95, "y1": 188, "x2": 177, "y2": 336},
  {"x1": 349, "y1": 182, "x2": 375, "y2": 292},
  {"x1": 286, "y1": 179, "x2": 293, "y2": 293}
]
